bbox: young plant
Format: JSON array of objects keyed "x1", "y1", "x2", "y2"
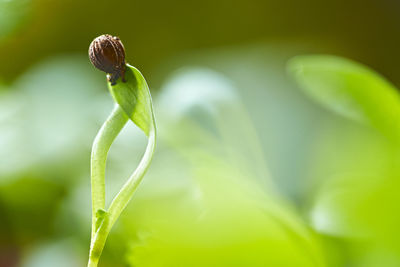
[
  {"x1": 287, "y1": 55, "x2": 400, "y2": 143},
  {"x1": 87, "y1": 34, "x2": 156, "y2": 267}
]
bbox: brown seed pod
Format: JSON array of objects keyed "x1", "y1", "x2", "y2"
[{"x1": 89, "y1": 34, "x2": 126, "y2": 85}]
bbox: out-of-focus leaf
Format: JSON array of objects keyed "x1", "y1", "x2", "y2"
[
  {"x1": 119, "y1": 68, "x2": 326, "y2": 266},
  {"x1": 21, "y1": 239, "x2": 82, "y2": 267},
  {"x1": 123, "y1": 159, "x2": 326, "y2": 267},
  {"x1": 158, "y1": 67, "x2": 272, "y2": 188},
  {"x1": 0, "y1": 0, "x2": 32, "y2": 41},
  {"x1": 0, "y1": 177, "x2": 65, "y2": 243},
  {"x1": 288, "y1": 55, "x2": 400, "y2": 142},
  {"x1": 307, "y1": 114, "x2": 400, "y2": 266},
  {"x1": 123, "y1": 157, "x2": 326, "y2": 267},
  {"x1": 0, "y1": 55, "x2": 107, "y2": 178},
  {"x1": 311, "y1": 172, "x2": 400, "y2": 266}
]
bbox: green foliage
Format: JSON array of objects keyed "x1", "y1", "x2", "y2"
[
  {"x1": 88, "y1": 64, "x2": 156, "y2": 266},
  {"x1": 0, "y1": 0, "x2": 32, "y2": 41},
  {"x1": 0, "y1": 177, "x2": 64, "y2": 243},
  {"x1": 124, "y1": 173, "x2": 325, "y2": 267},
  {"x1": 117, "y1": 68, "x2": 327, "y2": 267},
  {"x1": 288, "y1": 55, "x2": 400, "y2": 142},
  {"x1": 5, "y1": 47, "x2": 400, "y2": 267},
  {"x1": 108, "y1": 65, "x2": 154, "y2": 136},
  {"x1": 308, "y1": 119, "x2": 400, "y2": 266},
  {"x1": 288, "y1": 55, "x2": 400, "y2": 266}
]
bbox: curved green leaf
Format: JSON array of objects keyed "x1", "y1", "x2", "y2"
[
  {"x1": 288, "y1": 55, "x2": 400, "y2": 141},
  {"x1": 108, "y1": 64, "x2": 154, "y2": 136}
]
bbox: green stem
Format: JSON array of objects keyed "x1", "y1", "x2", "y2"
[
  {"x1": 108, "y1": 127, "x2": 156, "y2": 226},
  {"x1": 90, "y1": 104, "x2": 128, "y2": 239},
  {"x1": 88, "y1": 115, "x2": 156, "y2": 266},
  {"x1": 87, "y1": 257, "x2": 100, "y2": 267}
]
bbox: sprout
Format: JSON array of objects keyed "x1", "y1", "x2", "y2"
[{"x1": 87, "y1": 34, "x2": 156, "y2": 267}]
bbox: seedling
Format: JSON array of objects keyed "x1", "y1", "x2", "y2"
[{"x1": 87, "y1": 34, "x2": 156, "y2": 267}]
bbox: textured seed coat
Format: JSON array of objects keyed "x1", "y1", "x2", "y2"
[{"x1": 89, "y1": 34, "x2": 126, "y2": 85}]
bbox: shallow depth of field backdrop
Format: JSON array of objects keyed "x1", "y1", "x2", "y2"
[{"x1": 1, "y1": 0, "x2": 400, "y2": 266}]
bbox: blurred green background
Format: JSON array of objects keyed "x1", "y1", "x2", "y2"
[{"x1": 1, "y1": 0, "x2": 400, "y2": 266}]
